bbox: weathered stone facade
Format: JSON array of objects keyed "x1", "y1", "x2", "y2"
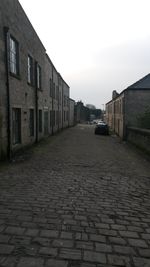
[
  {"x1": 0, "y1": 0, "x2": 73, "y2": 159},
  {"x1": 106, "y1": 74, "x2": 150, "y2": 139}
]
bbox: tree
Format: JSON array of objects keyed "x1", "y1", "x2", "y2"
[{"x1": 86, "y1": 104, "x2": 96, "y2": 110}]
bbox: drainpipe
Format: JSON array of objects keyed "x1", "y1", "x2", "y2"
[
  {"x1": 4, "y1": 27, "x2": 11, "y2": 160},
  {"x1": 58, "y1": 80, "x2": 60, "y2": 131},
  {"x1": 52, "y1": 66, "x2": 54, "y2": 135},
  {"x1": 35, "y1": 61, "x2": 38, "y2": 143}
]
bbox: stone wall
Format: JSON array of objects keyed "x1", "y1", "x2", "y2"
[
  {"x1": 0, "y1": 0, "x2": 71, "y2": 159},
  {"x1": 125, "y1": 90, "x2": 150, "y2": 127},
  {"x1": 127, "y1": 127, "x2": 150, "y2": 154}
]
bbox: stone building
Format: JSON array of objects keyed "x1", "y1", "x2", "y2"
[
  {"x1": 74, "y1": 101, "x2": 90, "y2": 123},
  {"x1": 106, "y1": 74, "x2": 150, "y2": 139},
  {"x1": 0, "y1": 0, "x2": 73, "y2": 159},
  {"x1": 69, "y1": 98, "x2": 75, "y2": 126}
]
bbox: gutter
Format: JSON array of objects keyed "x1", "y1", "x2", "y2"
[
  {"x1": 57, "y1": 74, "x2": 59, "y2": 131},
  {"x1": 4, "y1": 27, "x2": 11, "y2": 160}
]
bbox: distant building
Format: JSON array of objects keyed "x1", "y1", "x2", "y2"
[
  {"x1": 74, "y1": 101, "x2": 90, "y2": 123},
  {"x1": 0, "y1": 0, "x2": 74, "y2": 159},
  {"x1": 106, "y1": 74, "x2": 150, "y2": 139},
  {"x1": 74, "y1": 101, "x2": 102, "y2": 124},
  {"x1": 69, "y1": 98, "x2": 75, "y2": 126}
]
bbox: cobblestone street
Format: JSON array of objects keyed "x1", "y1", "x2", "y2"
[{"x1": 0, "y1": 124, "x2": 150, "y2": 267}]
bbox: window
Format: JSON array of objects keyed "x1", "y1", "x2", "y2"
[
  {"x1": 56, "y1": 110, "x2": 59, "y2": 125},
  {"x1": 64, "y1": 111, "x2": 66, "y2": 121},
  {"x1": 27, "y1": 55, "x2": 33, "y2": 84},
  {"x1": 53, "y1": 111, "x2": 55, "y2": 126},
  {"x1": 59, "y1": 111, "x2": 61, "y2": 123},
  {"x1": 50, "y1": 78, "x2": 52, "y2": 97},
  {"x1": 64, "y1": 96, "x2": 66, "y2": 106},
  {"x1": 66, "y1": 111, "x2": 69, "y2": 121},
  {"x1": 44, "y1": 111, "x2": 48, "y2": 134},
  {"x1": 9, "y1": 36, "x2": 19, "y2": 75},
  {"x1": 50, "y1": 110, "x2": 52, "y2": 127},
  {"x1": 37, "y1": 64, "x2": 41, "y2": 89},
  {"x1": 56, "y1": 86, "x2": 59, "y2": 101},
  {"x1": 29, "y1": 109, "x2": 34, "y2": 136},
  {"x1": 59, "y1": 91, "x2": 61, "y2": 104},
  {"x1": 39, "y1": 110, "x2": 42, "y2": 132},
  {"x1": 53, "y1": 82, "x2": 55, "y2": 99},
  {"x1": 12, "y1": 108, "x2": 21, "y2": 144},
  {"x1": 50, "y1": 110, "x2": 56, "y2": 127}
]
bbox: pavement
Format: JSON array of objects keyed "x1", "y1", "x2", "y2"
[{"x1": 0, "y1": 124, "x2": 150, "y2": 267}]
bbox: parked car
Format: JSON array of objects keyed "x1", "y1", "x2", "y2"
[{"x1": 94, "y1": 122, "x2": 109, "y2": 135}]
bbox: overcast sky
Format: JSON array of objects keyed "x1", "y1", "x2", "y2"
[{"x1": 19, "y1": 0, "x2": 150, "y2": 109}]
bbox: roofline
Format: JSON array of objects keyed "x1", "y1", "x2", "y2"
[
  {"x1": 18, "y1": 0, "x2": 46, "y2": 51},
  {"x1": 17, "y1": 1, "x2": 70, "y2": 88},
  {"x1": 45, "y1": 54, "x2": 57, "y2": 73},
  {"x1": 127, "y1": 73, "x2": 150, "y2": 89},
  {"x1": 106, "y1": 87, "x2": 150, "y2": 105},
  {"x1": 105, "y1": 99, "x2": 113, "y2": 105},
  {"x1": 58, "y1": 72, "x2": 70, "y2": 88},
  {"x1": 45, "y1": 54, "x2": 70, "y2": 88},
  {"x1": 69, "y1": 98, "x2": 75, "y2": 102}
]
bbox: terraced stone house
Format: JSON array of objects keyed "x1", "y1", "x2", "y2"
[
  {"x1": 106, "y1": 74, "x2": 150, "y2": 139},
  {"x1": 0, "y1": 0, "x2": 71, "y2": 159}
]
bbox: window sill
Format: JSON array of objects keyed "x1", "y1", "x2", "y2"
[
  {"x1": 27, "y1": 82, "x2": 34, "y2": 88},
  {"x1": 10, "y1": 72, "x2": 21, "y2": 80}
]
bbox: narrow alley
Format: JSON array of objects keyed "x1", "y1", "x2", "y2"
[{"x1": 0, "y1": 125, "x2": 150, "y2": 267}]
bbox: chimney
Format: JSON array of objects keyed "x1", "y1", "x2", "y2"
[{"x1": 112, "y1": 90, "x2": 119, "y2": 100}]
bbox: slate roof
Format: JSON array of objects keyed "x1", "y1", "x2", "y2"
[
  {"x1": 106, "y1": 73, "x2": 150, "y2": 105},
  {"x1": 127, "y1": 73, "x2": 150, "y2": 89}
]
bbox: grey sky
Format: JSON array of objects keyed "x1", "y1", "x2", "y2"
[{"x1": 19, "y1": 0, "x2": 150, "y2": 109}]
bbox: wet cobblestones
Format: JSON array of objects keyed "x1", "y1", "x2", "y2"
[{"x1": 0, "y1": 125, "x2": 150, "y2": 266}]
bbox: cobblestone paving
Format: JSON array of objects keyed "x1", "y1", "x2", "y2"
[{"x1": 0, "y1": 124, "x2": 150, "y2": 267}]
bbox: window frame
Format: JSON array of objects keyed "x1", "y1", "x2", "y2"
[
  {"x1": 50, "y1": 78, "x2": 53, "y2": 97},
  {"x1": 37, "y1": 64, "x2": 42, "y2": 89},
  {"x1": 12, "y1": 108, "x2": 21, "y2": 145},
  {"x1": 27, "y1": 55, "x2": 34, "y2": 85},
  {"x1": 39, "y1": 110, "x2": 42, "y2": 133},
  {"x1": 9, "y1": 35, "x2": 20, "y2": 77},
  {"x1": 29, "y1": 109, "x2": 34, "y2": 137}
]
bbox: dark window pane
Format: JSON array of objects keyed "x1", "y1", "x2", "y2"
[
  {"x1": 29, "y1": 109, "x2": 34, "y2": 136},
  {"x1": 39, "y1": 110, "x2": 42, "y2": 132},
  {"x1": 10, "y1": 36, "x2": 19, "y2": 75},
  {"x1": 12, "y1": 108, "x2": 21, "y2": 144}
]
